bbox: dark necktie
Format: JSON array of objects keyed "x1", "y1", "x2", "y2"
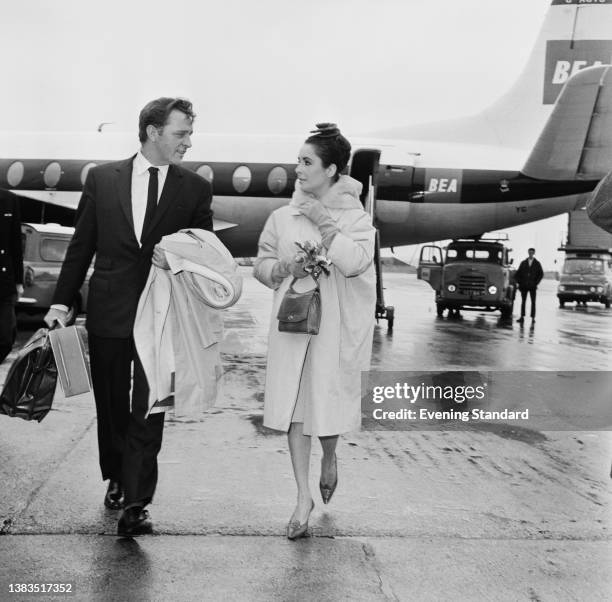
[{"x1": 141, "y1": 166, "x2": 159, "y2": 242}]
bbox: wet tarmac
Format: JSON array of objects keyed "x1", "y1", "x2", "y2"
[{"x1": 1, "y1": 268, "x2": 611, "y2": 601}]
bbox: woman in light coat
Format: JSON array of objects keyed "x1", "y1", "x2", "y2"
[{"x1": 253, "y1": 124, "x2": 376, "y2": 539}]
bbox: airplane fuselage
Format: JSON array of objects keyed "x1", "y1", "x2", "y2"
[{"x1": 0, "y1": 132, "x2": 597, "y2": 256}]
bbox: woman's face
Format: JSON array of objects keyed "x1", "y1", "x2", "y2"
[{"x1": 295, "y1": 143, "x2": 335, "y2": 196}]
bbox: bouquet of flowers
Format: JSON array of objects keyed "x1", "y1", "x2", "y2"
[{"x1": 294, "y1": 240, "x2": 331, "y2": 279}]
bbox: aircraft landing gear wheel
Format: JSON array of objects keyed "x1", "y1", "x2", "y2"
[
  {"x1": 605, "y1": 299, "x2": 610, "y2": 309},
  {"x1": 559, "y1": 300, "x2": 565, "y2": 308},
  {"x1": 436, "y1": 303, "x2": 444, "y2": 317},
  {"x1": 386, "y1": 306, "x2": 394, "y2": 330}
]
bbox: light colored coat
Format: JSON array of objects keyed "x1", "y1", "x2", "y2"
[
  {"x1": 253, "y1": 176, "x2": 376, "y2": 436},
  {"x1": 134, "y1": 229, "x2": 242, "y2": 418}
]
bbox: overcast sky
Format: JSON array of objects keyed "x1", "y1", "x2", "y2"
[{"x1": 2, "y1": 0, "x2": 567, "y2": 267}]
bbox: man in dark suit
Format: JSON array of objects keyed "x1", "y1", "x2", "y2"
[
  {"x1": 514, "y1": 247, "x2": 544, "y2": 324},
  {"x1": 44, "y1": 97, "x2": 213, "y2": 536},
  {"x1": 0, "y1": 190, "x2": 24, "y2": 363}
]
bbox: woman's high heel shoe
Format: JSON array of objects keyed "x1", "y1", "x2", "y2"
[
  {"x1": 286, "y1": 500, "x2": 314, "y2": 540},
  {"x1": 319, "y1": 454, "x2": 338, "y2": 504}
]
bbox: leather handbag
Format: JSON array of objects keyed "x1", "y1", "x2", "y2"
[
  {"x1": 277, "y1": 276, "x2": 321, "y2": 335},
  {"x1": 0, "y1": 328, "x2": 58, "y2": 422}
]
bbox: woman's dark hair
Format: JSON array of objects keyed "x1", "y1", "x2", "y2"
[
  {"x1": 305, "y1": 123, "x2": 351, "y2": 181},
  {"x1": 138, "y1": 97, "x2": 195, "y2": 143}
]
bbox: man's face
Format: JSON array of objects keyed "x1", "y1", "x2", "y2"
[
  {"x1": 149, "y1": 109, "x2": 193, "y2": 165},
  {"x1": 528, "y1": 249, "x2": 535, "y2": 258}
]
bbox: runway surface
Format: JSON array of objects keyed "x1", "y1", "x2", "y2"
[{"x1": 1, "y1": 269, "x2": 610, "y2": 601}]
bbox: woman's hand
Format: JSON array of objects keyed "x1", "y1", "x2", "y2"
[
  {"x1": 295, "y1": 198, "x2": 339, "y2": 248},
  {"x1": 295, "y1": 198, "x2": 329, "y2": 226},
  {"x1": 271, "y1": 257, "x2": 308, "y2": 282}
]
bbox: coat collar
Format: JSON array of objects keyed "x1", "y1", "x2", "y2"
[
  {"x1": 115, "y1": 155, "x2": 137, "y2": 239},
  {"x1": 289, "y1": 175, "x2": 363, "y2": 214}
]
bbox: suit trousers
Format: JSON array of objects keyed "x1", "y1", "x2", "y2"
[
  {"x1": 88, "y1": 335, "x2": 165, "y2": 507},
  {"x1": 519, "y1": 287, "x2": 537, "y2": 318}
]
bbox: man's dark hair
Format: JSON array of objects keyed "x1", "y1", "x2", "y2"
[
  {"x1": 528, "y1": 248, "x2": 535, "y2": 253},
  {"x1": 138, "y1": 97, "x2": 195, "y2": 143}
]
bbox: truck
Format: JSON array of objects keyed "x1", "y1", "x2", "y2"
[
  {"x1": 556, "y1": 247, "x2": 612, "y2": 308},
  {"x1": 556, "y1": 210, "x2": 612, "y2": 309},
  {"x1": 417, "y1": 238, "x2": 516, "y2": 319},
  {"x1": 18, "y1": 223, "x2": 91, "y2": 314}
]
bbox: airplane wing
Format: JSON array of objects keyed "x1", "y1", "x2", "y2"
[{"x1": 12, "y1": 189, "x2": 237, "y2": 232}]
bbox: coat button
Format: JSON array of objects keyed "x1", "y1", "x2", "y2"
[
  {"x1": 0, "y1": 249, "x2": 4, "y2": 254},
  {"x1": 1, "y1": 267, "x2": 6, "y2": 272}
]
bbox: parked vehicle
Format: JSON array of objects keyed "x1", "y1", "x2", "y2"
[
  {"x1": 18, "y1": 223, "x2": 91, "y2": 313},
  {"x1": 557, "y1": 247, "x2": 612, "y2": 308},
  {"x1": 418, "y1": 238, "x2": 516, "y2": 319}
]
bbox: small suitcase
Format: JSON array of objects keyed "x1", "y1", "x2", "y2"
[{"x1": 48, "y1": 326, "x2": 92, "y2": 397}]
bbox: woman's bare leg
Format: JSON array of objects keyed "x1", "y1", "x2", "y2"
[
  {"x1": 288, "y1": 422, "x2": 314, "y2": 522},
  {"x1": 319, "y1": 435, "x2": 339, "y2": 486}
]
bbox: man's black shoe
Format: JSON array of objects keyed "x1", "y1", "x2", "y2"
[
  {"x1": 104, "y1": 480, "x2": 124, "y2": 510},
  {"x1": 117, "y1": 507, "x2": 153, "y2": 538}
]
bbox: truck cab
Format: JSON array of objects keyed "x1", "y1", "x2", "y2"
[
  {"x1": 418, "y1": 239, "x2": 516, "y2": 318},
  {"x1": 557, "y1": 247, "x2": 612, "y2": 308}
]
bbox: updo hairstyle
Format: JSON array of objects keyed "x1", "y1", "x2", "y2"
[{"x1": 305, "y1": 123, "x2": 351, "y2": 182}]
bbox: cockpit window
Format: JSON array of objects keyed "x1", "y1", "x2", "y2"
[{"x1": 563, "y1": 258, "x2": 604, "y2": 274}]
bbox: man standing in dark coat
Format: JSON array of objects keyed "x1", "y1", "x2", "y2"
[
  {"x1": 0, "y1": 190, "x2": 24, "y2": 364},
  {"x1": 514, "y1": 247, "x2": 544, "y2": 323},
  {"x1": 44, "y1": 97, "x2": 213, "y2": 537}
]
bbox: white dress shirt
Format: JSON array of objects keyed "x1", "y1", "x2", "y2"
[
  {"x1": 132, "y1": 151, "x2": 169, "y2": 244},
  {"x1": 51, "y1": 152, "x2": 170, "y2": 315}
]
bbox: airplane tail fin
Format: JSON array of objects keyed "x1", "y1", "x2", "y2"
[
  {"x1": 522, "y1": 65, "x2": 612, "y2": 180},
  {"x1": 375, "y1": 0, "x2": 612, "y2": 150}
]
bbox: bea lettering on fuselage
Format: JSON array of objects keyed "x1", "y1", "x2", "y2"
[{"x1": 428, "y1": 178, "x2": 458, "y2": 193}]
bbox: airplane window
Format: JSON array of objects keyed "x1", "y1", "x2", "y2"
[
  {"x1": 196, "y1": 165, "x2": 214, "y2": 183},
  {"x1": 43, "y1": 162, "x2": 62, "y2": 188},
  {"x1": 232, "y1": 166, "x2": 251, "y2": 193},
  {"x1": 267, "y1": 166, "x2": 287, "y2": 194},
  {"x1": 81, "y1": 162, "x2": 97, "y2": 185},
  {"x1": 7, "y1": 161, "x2": 24, "y2": 187}
]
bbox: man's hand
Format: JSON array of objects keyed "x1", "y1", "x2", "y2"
[
  {"x1": 44, "y1": 307, "x2": 68, "y2": 328},
  {"x1": 152, "y1": 246, "x2": 170, "y2": 269},
  {"x1": 16, "y1": 284, "x2": 24, "y2": 297}
]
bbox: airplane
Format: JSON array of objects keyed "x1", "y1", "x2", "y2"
[{"x1": 0, "y1": 0, "x2": 611, "y2": 328}]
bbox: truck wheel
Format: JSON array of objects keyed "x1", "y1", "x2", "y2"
[
  {"x1": 559, "y1": 300, "x2": 565, "y2": 308},
  {"x1": 436, "y1": 303, "x2": 444, "y2": 317},
  {"x1": 605, "y1": 299, "x2": 610, "y2": 309}
]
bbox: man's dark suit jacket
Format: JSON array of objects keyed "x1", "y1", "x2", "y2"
[
  {"x1": 53, "y1": 156, "x2": 213, "y2": 338},
  {"x1": 0, "y1": 190, "x2": 24, "y2": 301},
  {"x1": 514, "y1": 258, "x2": 544, "y2": 291}
]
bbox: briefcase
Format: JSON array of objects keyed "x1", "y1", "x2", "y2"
[
  {"x1": 0, "y1": 328, "x2": 58, "y2": 422},
  {"x1": 48, "y1": 326, "x2": 92, "y2": 397}
]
